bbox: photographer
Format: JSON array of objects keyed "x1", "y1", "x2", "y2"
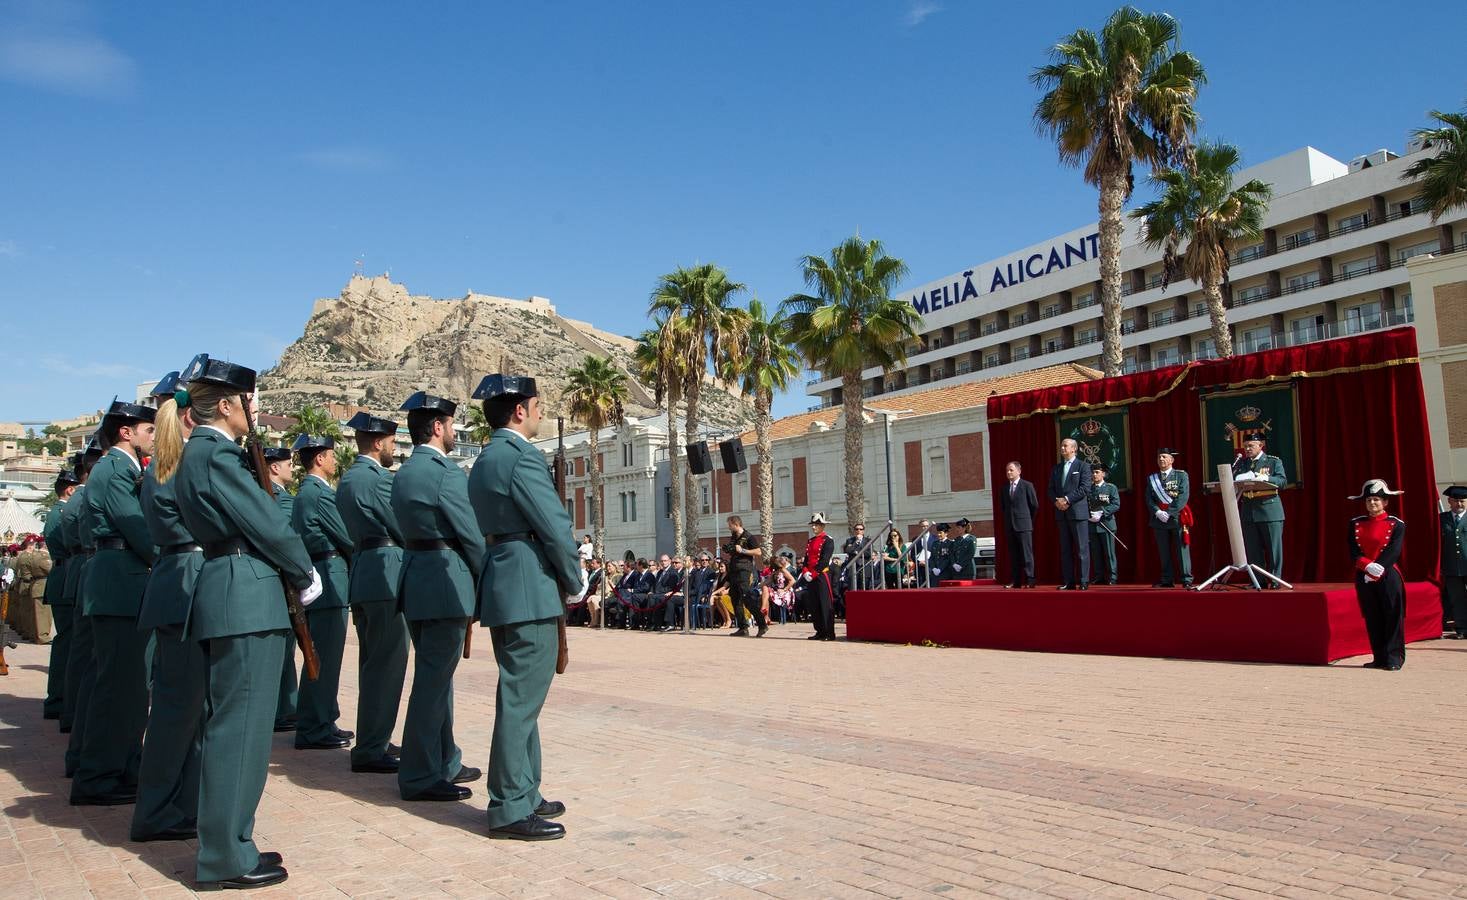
[{"x1": 724, "y1": 516, "x2": 766, "y2": 638}]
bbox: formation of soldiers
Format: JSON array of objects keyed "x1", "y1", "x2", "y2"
[{"x1": 34, "y1": 356, "x2": 582, "y2": 890}]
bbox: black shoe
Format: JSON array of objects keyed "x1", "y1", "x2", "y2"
[
  {"x1": 333, "y1": 728, "x2": 354, "y2": 741},
  {"x1": 258, "y1": 852, "x2": 282, "y2": 867},
  {"x1": 1182, "y1": 580, "x2": 1194, "y2": 588},
  {"x1": 807, "y1": 633, "x2": 823, "y2": 640},
  {"x1": 295, "y1": 736, "x2": 351, "y2": 750},
  {"x1": 71, "y1": 789, "x2": 137, "y2": 806},
  {"x1": 1025, "y1": 581, "x2": 1036, "y2": 589},
  {"x1": 487, "y1": 814, "x2": 565, "y2": 841},
  {"x1": 404, "y1": 780, "x2": 470, "y2": 801},
  {"x1": 1153, "y1": 582, "x2": 1174, "y2": 588},
  {"x1": 451, "y1": 765, "x2": 482, "y2": 784},
  {"x1": 755, "y1": 625, "x2": 768, "y2": 638},
  {"x1": 43, "y1": 710, "x2": 60, "y2": 720},
  {"x1": 1079, "y1": 583, "x2": 1089, "y2": 591},
  {"x1": 273, "y1": 721, "x2": 295, "y2": 733},
  {"x1": 1004, "y1": 583, "x2": 1020, "y2": 590},
  {"x1": 1361, "y1": 661, "x2": 1380, "y2": 668},
  {"x1": 350, "y1": 756, "x2": 400, "y2": 774},
  {"x1": 1382, "y1": 663, "x2": 1403, "y2": 671},
  {"x1": 132, "y1": 824, "x2": 197, "y2": 842},
  {"x1": 1057, "y1": 584, "x2": 1074, "y2": 591},
  {"x1": 731, "y1": 628, "x2": 749, "y2": 637},
  {"x1": 534, "y1": 800, "x2": 566, "y2": 819},
  {"x1": 1107, "y1": 580, "x2": 1118, "y2": 586},
  {"x1": 210, "y1": 862, "x2": 287, "y2": 889},
  {"x1": 1448, "y1": 633, "x2": 1466, "y2": 640}
]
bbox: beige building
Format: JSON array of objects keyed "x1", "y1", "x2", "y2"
[{"x1": 1406, "y1": 251, "x2": 1467, "y2": 492}]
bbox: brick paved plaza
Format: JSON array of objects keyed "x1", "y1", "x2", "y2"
[{"x1": 3, "y1": 623, "x2": 1466, "y2": 898}]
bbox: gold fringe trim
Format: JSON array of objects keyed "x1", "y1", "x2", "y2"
[
  {"x1": 989, "y1": 363, "x2": 1196, "y2": 422},
  {"x1": 1196, "y1": 356, "x2": 1420, "y2": 392}
]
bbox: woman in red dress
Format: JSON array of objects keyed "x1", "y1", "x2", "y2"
[{"x1": 1348, "y1": 479, "x2": 1407, "y2": 671}]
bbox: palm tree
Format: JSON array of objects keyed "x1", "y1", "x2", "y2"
[
  {"x1": 784, "y1": 236, "x2": 918, "y2": 530},
  {"x1": 465, "y1": 405, "x2": 493, "y2": 445},
  {"x1": 283, "y1": 404, "x2": 341, "y2": 446},
  {"x1": 649, "y1": 264, "x2": 748, "y2": 551},
  {"x1": 1402, "y1": 106, "x2": 1467, "y2": 222},
  {"x1": 1032, "y1": 6, "x2": 1205, "y2": 376},
  {"x1": 1131, "y1": 142, "x2": 1271, "y2": 358},
  {"x1": 564, "y1": 355, "x2": 629, "y2": 561},
  {"x1": 633, "y1": 323, "x2": 689, "y2": 556},
  {"x1": 737, "y1": 298, "x2": 801, "y2": 562}
]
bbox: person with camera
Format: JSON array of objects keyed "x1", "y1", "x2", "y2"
[{"x1": 724, "y1": 515, "x2": 766, "y2": 638}]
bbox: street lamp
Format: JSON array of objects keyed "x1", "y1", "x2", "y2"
[{"x1": 869, "y1": 408, "x2": 911, "y2": 527}]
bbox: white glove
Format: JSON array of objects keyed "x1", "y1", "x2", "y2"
[
  {"x1": 1155, "y1": 510, "x2": 1170, "y2": 523},
  {"x1": 1089, "y1": 511, "x2": 1101, "y2": 523},
  {"x1": 1364, "y1": 562, "x2": 1384, "y2": 580},
  {"x1": 800, "y1": 571, "x2": 812, "y2": 583},
  {"x1": 299, "y1": 567, "x2": 324, "y2": 606},
  {"x1": 0, "y1": 568, "x2": 12, "y2": 588}
]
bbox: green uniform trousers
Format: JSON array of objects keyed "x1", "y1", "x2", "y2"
[
  {"x1": 398, "y1": 617, "x2": 465, "y2": 798},
  {"x1": 294, "y1": 606, "x2": 348, "y2": 745},
  {"x1": 196, "y1": 630, "x2": 289, "y2": 883},
  {"x1": 1152, "y1": 528, "x2": 1192, "y2": 585},
  {"x1": 350, "y1": 600, "x2": 409, "y2": 764},
  {"x1": 130, "y1": 624, "x2": 205, "y2": 839},
  {"x1": 43, "y1": 602, "x2": 74, "y2": 718},
  {"x1": 275, "y1": 640, "x2": 298, "y2": 727},
  {"x1": 485, "y1": 617, "x2": 556, "y2": 828},
  {"x1": 63, "y1": 610, "x2": 96, "y2": 774},
  {"x1": 71, "y1": 616, "x2": 148, "y2": 800},
  {"x1": 1089, "y1": 529, "x2": 1117, "y2": 584},
  {"x1": 1243, "y1": 521, "x2": 1284, "y2": 580}
]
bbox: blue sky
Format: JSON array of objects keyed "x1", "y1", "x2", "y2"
[{"x1": 1, "y1": 0, "x2": 1461, "y2": 423}]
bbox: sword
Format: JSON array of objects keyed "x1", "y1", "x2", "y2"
[{"x1": 1095, "y1": 517, "x2": 1129, "y2": 551}]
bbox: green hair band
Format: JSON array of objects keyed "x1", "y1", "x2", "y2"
[{"x1": 174, "y1": 388, "x2": 191, "y2": 409}]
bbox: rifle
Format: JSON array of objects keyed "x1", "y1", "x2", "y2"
[
  {"x1": 552, "y1": 417, "x2": 569, "y2": 674},
  {"x1": 241, "y1": 396, "x2": 321, "y2": 681}
]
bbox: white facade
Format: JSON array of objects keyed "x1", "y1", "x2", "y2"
[{"x1": 808, "y1": 138, "x2": 1464, "y2": 406}]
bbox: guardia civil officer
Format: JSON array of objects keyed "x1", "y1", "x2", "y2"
[
  {"x1": 467, "y1": 375, "x2": 575, "y2": 839},
  {"x1": 59, "y1": 437, "x2": 103, "y2": 749},
  {"x1": 337, "y1": 412, "x2": 410, "y2": 774},
  {"x1": 173, "y1": 354, "x2": 322, "y2": 888},
  {"x1": 263, "y1": 445, "x2": 300, "y2": 733},
  {"x1": 1439, "y1": 485, "x2": 1467, "y2": 639},
  {"x1": 1232, "y1": 436, "x2": 1287, "y2": 584},
  {"x1": 390, "y1": 391, "x2": 485, "y2": 802},
  {"x1": 1087, "y1": 465, "x2": 1121, "y2": 585},
  {"x1": 292, "y1": 433, "x2": 354, "y2": 750},
  {"x1": 41, "y1": 465, "x2": 81, "y2": 720},
  {"x1": 949, "y1": 517, "x2": 978, "y2": 580},
  {"x1": 131, "y1": 376, "x2": 207, "y2": 841},
  {"x1": 71, "y1": 400, "x2": 157, "y2": 807},
  {"x1": 1348, "y1": 479, "x2": 1407, "y2": 670},
  {"x1": 1145, "y1": 448, "x2": 1193, "y2": 588}
]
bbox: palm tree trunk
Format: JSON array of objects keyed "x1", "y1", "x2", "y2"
[
  {"x1": 588, "y1": 426, "x2": 604, "y2": 561},
  {"x1": 1098, "y1": 169, "x2": 1127, "y2": 377},
  {"x1": 667, "y1": 387, "x2": 684, "y2": 559},
  {"x1": 755, "y1": 390, "x2": 774, "y2": 563},
  {"x1": 1203, "y1": 278, "x2": 1235, "y2": 358},
  {"x1": 682, "y1": 373, "x2": 702, "y2": 554},
  {"x1": 840, "y1": 373, "x2": 866, "y2": 531}
]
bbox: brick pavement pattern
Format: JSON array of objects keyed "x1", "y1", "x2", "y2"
[{"x1": 2, "y1": 623, "x2": 1466, "y2": 898}]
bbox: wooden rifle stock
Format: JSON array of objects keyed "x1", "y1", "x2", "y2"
[
  {"x1": 553, "y1": 418, "x2": 569, "y2": 674},
  {"x1": 242, "y1": 401, "x2": 321, "y2": 681}
]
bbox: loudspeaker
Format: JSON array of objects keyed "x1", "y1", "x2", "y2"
[
  {"x1": 719, "y1": 438, "x2": 747, "y2": 473},
  {"x1": 686, "y1": 441, "x2": 714, "y2": 475}
]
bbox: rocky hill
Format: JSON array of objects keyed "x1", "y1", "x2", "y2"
[{"x1": 259, "y1": 275, "x2": 753, "y2": 436}]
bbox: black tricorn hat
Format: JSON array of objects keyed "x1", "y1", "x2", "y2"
[
  {"x1": 936, "y1": 522, "x2": 951, "y2": 532},
  {"x1": 181, "y1": 354, "x2": 256, "y2": 393},
  {"x1": 399, "y1": 391, "x2": 456, "y2": 417},
  {"x1": 55, "y1": 469, "x2": 81, "y2": 489},
  {"x1": 1443, "y1": 485, "x2": 1467, "y2": 500},
  {"x1": 149, "y1": 371, "x2": 182, "y2": 399},
  {"x1": 291, "y1": 434, "x2": 335, "y2": 455},
  {"x1": 472, "y1": 374, "x2": 538, "y2": 402},
  {"x1": 955, "y1": 517, "x2": 971, "y2": 527},
  {"x1": 345, "y1": 412, "x2": 398, "y2": 436},
  {"x1": 261, "y1": 447, "x2": 292, "y2": 463},
  {"x1": 102, "y1": 399, "x2": 157, "y2": 427},
  {"x1": 1156, "y1": 447, "x2": 1180, "y2": 456},
  {"x1": 83, "y1": 432, "x2": 105, "y2": 457}
]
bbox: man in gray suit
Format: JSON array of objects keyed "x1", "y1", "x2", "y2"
[
  {"x1": 999, "y1": 462, "x2": 1039, "y2": 589},
  {"x1": 1049, "y1": 438, "x2": 1092, "y2": 590}
]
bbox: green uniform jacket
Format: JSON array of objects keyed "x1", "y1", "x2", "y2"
[
  {"x1": 1235, "y1": 453, "x2": 1286, "y2": 523},
  {"x1": 469, "y1": 428, "x2": 580, "y2": 627},
  {"x1": 1089, "y1": 482, "x2": 1121, "y2": 521},
  {"x1": 336, "y1": 456, "x2": 405, "y2": 606},
  {"x1": 1441, "y1": 510, "x2": 1467, "y2": 578},
  {"x1": 272, "y1": 484, "x2": 295, "y2": 519},
  {"x1": 60, "y1": 485, "x2": 88, "y2": 603},
  {"x1": 390, "y1": 445, "x2": 485, "y2": 621},
  {"x1": 42, "y1": 500, "x2": 69, "y2": 606},
  {"x1": 292, "y1": 475, "x2": 351, "y2": 609},
  {"x1": 138, "y1": 468, "x2": 203, "y2": 631},
  {"x1": 174, "y1": 427, "x2": 314, "y2": 640},
  {"x1": 82, "y1": 448, "x2": 156, "y2": 617},
  {"x1": 1144, "y1": 469, "x2": 1191, "y2": 531},
  {"x1": 950, "y1": 533, "x2": 977, "y2": 577}
]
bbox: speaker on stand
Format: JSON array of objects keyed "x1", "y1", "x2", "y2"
[{"x1": 718, "y1": 438, "x2": 747, "y2": 474}]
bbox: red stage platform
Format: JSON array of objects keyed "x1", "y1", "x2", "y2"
[{"x1": 845, "y1": 582, "x2": 1443, "y2": 665}]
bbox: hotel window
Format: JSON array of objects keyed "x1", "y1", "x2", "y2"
[
  {"x1": 957, "y1": 327, "x2": 971, "y2": 342},
  {"x1": 1154, "y1": 347, "x2": 1177, "y2": 366},
  {"x1": 1013, "y1": 346, "x2": 1031, "y2": 360},
  {"x1": 1042, "y1": 303, "x2": 1060, "y2": 318},
  {"x1": 1121, "y1": 318, "x2": 1137, "y2": 334},
  {"x1": 1074, "y1": 291, "x2": 1096, "y2": 308},
  {"x1": 1394, "y1": 197, "x2": 1426, "y2": 218},
  {"x1": 1338, "y1": 257, "x2": 1374, "y2": 279},
  {"x1": 1237, "y1": 284, "x2": 1269, "y2": 304},
  {"x1": 1194, "y1": 337, "x2": 1217, "y2": 359},
  {"x1": 931, "y1": 336, "x2": 942, "y2": 350},
  {"x1": 926, "y1": 447, "x2": 949, "y2": 494},
  {"x1": 1234, "y1": 243, "x2": 1265, "y2": 262},
  {"x1": 1336, "y1": 212, "x2": 1369, "y2": 234},
  {"x1": 1345, "y1": 301, "x2": 1382, "y2": 334},
  {"x1": 1122, "y1": 355, "x2": 1139, "y2": 374},
  {"x1": 1397, "y1": 240, "x2": 1439, "y2": 264},
  {"x1": 1147, "y1": 273, "x2": 1164, "y2": 289},
  {"x1": 1193, "y1": 303, "x2": 1206, "y2": 319},
  {"x1": 776, "y1": 466, "x2": 793, "y2": 508},
  {"x1": 1151, "y1": 309, "x2": 1175, "y2": 327},
  {"x1": 1240, "y1": 326, "x2": 1274, "y2": 353},
  {"x1": 1290, "y1": 315, "x2": 1325, "y2": 344},
  {"x1": 1283, "y1": 228, "x2": 1315, "y2": 250},
  {"x1": 984, "y1": 354, "x2": 1000, "y2": 368},
  {"x1": 1012, "y1": 312, "x2": 1029, "y2": 326},
  {"x1": 1076, "y1": 328, "x2": 1097, "y2": 344},
  {"x1": 956, "y1": 359, "x2": 971, "y2": 374},
  {"x1": 1044, "y1": 338, "x2": 1062, "y2": 354},
  {"x1": 983, "y1": 322, "x2": 998, "y2": 335},
  {"x1": 1285, "y1": 272, "x2": 1319, "y2": 293}
]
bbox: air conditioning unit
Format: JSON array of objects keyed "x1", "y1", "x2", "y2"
[
  {"x1": 1349, "y1": 148, "x2": 1399, "y2": 172},
  {"x1": 1406, "y1": 135, "x2": 1433, "y2": 155}
]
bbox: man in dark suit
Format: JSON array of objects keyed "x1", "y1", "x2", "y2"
[
  {"x1": 999, "y1": 461, "x2": 1039, "y2": 588},
  {"x1": 1442, "y1": 485, "x2": 1467, "y2": 639},
  {"x1": 909, "y1": 519, "x2": 936, "y2": 588},
  {"x1": 655, "y1": 554, "x2": 686, "y2": 631},
  {"x1": 1049, "y1": 438, "x2": 1093, "y2": 590}
]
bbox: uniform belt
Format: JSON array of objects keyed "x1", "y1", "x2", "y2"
[
  {"x1": 162, "y1": 541, "x2": 202, "y2": 555},
  {"x1": 203, "y1": 538, "x2": 258, "y2": 560},
  {"x1": 310, "y1": 549, "x2": 340, "y2": 563},
  {"x1": 95, "y1": 537, "x2": 128, "y2": 551},
  {"x1": 405, "y1": 538, "x2": 463, "y2": 553},
  {"x1": 483, "y1": 532, "x2": 536, "y2": 546},
  {"x1": 355, "y1": 537, "x2": 398, "y2": 551}
]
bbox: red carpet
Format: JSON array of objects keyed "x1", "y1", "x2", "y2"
[{"x1": 845, "y1": 582, "x2": 1443, "y2": 665}]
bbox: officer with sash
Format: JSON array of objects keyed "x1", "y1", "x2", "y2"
[
  {"x1": 291, "y1": 434, "x2": 354, "y2": 750},
  {"x1": 174, "y1": 353, "x2": 322, "y2": 888},
  {"x1": 1441, "y1": 485, "x2": 1467, "y2": 639},
  {"x1": 390, "y1": 391, "x2": 484, "y2": 802},
  {"x1": 72, "y1": 400, "x2": 157, "y2": 807},
  {"x1": 1087, "y1": 464, "x2": 1121, "y2": 585},
  {"x1": 801, "y1": 513, "x2": 837, "y2": 640},
  {"x1": 1231, "y1": 436, "x2": 1287, "y2": 584},
  {"x1": 131, "y1": 374, "x2": 207, "y2": 841},
  {"x1": 262, "y1": 445, "x2": 300, "y2": 732},
  {"x1": 1145, "y1": 448, "x2": 1192, "y2": 588},
  {"x1": 337, "y1": 411, "x2": 410, "y2": 774},
  {"x1": 468, "y1": 374, "x2": 575, "y2": 840},
  {"x1": 59, "y1": 436, "x2": 103, "y2": 753},
  {"x1": 949, "y1": 518, "x2": 978, "y2": 580},
  {"x1": 41, "y1": 465, "x2": 81, "y2": 720}
]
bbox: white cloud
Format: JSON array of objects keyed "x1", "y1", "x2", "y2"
[
  {"x1": 904, "y1": 0, "x2": 942, "y2": 26},
  {"x1": 0, "y1": 32, "x2": 137, "y2": 98},
  {"x1": 299, "y1": 147, "x2": 393, "y2": 173},
  {"x1": 40, "y1": 356, "x2": 148, "y2": 379}
]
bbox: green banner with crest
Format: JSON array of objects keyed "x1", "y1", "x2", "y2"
[
  {"x1": 1057, "y1": 408, "x2": 1131, "y2": 491},
  {"x1": 1201, "y1": 385, "x2": 1301, "y2": 485}
]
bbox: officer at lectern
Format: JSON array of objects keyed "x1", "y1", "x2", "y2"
[{"x1": 1232, "y1": 436, "x2": 1287, "y2": 585}]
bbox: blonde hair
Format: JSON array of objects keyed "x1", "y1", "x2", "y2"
[{"x1": 152, "y1": 398, "x2": 186, "y2": 484}]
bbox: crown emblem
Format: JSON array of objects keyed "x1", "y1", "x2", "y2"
[
  {"x1": 1079, "y1": 417, "x2": 1104, "y2": 436},
  {"x1": 1236, "y1": 405, "x2": 1261, "y2": 422}
]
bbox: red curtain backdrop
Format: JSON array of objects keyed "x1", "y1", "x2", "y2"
[{"x1": 986, "y1": 328, "x2": 1438, "y2": 586}]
